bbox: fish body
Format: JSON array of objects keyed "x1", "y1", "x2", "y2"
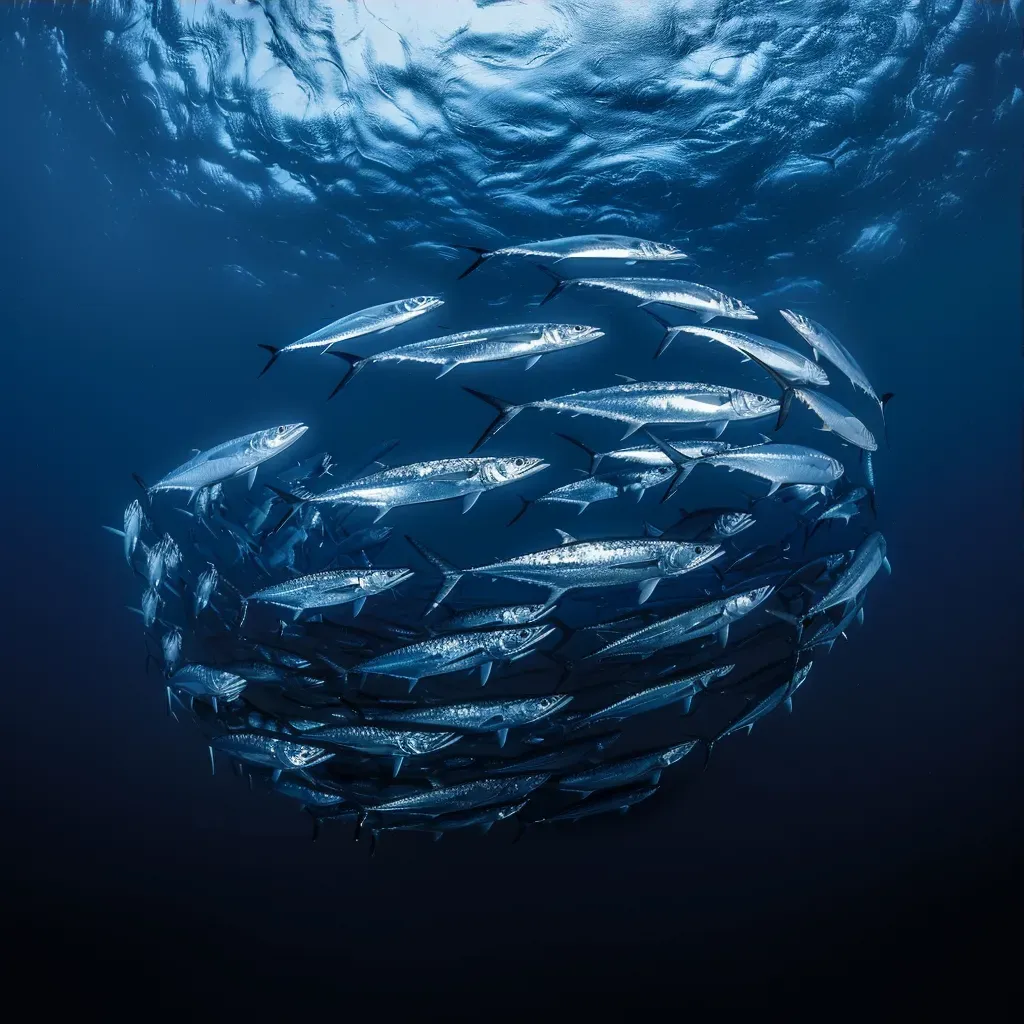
[
  {"x1": 355, "y1": 624, "x2": 556, "y2": 688},
  {"x1": 666, "y1": 508, "x2": 755, "y2": 542},
  {"x1": 792, "y1": 389, "x2": 877, "y2": 451},
  {"x1": 467, "y1": 382, "x2": 779, "y2": 451},
  {"x1": 444, "y1": 604, "x2": 551, "y2": 630},
  {"x1": 273, "y1": 778, "x2": 348, "y2": 807},
  {"x1": 588, "y1": 586, "x2": 774, "y2": 659},
  {"x1": 278, "y1": 457, "x2": 547, "y2": 521},
  {"x1": 170, "y1": 664, "x2": 247, "y2": 702},
  {"x1": 526, "y1": 465, "x2": 678, "y2": 514},
  {"x1": 814, "y1": 487, "x2": 868, "y2": 526},
  {"x1": 583, "y1": 666, "x2": 735, "y2": 724},
  {"x1": 458, "y1": 234, "x2": 686, "y2": 278},
  {"x1": 123, "y1": 500, "x2": 145, "y2": 563},
  {"x1": 558, "y1": 741, "x2": 698, "y2": 793},
  {"x1": 161, "y1": 628, "x2": 183, "y2": 674},
  {"x1": 369, "y1": 774, "x2": 550, "y2": 815},
  {"x1": 385, "y1": 801, "x2": 526, "y2": 836},
  {"x1": 718, "y1": 663, "x2": 813, "y2": 741},
  {"x1": 259, "y1": 296, "x2": 443, "y2": 372},
  {"x1": 567, "y1": 438, "x2": 736, "y2": 476},
  {"x1": 149, "y1": 424, "x2": 308, "y2": 496},
  {"x1": 329, "y1": 323, "x2": 604, "y2": 392},
  {"x1": 540, "y1": 785, "x2": 658, "y2": 823},
  {"x1": 244, "y1": 568, "x2": 412, "y2": 618},
  {"x1": 807, "y1": 532, "x2": 888, "y2": 617},
  {"x1": 697, "y1": 443, "x2": 844, "y2": 495},
  {"x1": 363, "y1": 694, "x2": 572, "y2": 735},
  {"x1": 210, "y1": 733, "x2": 334, "y2": 769},
  {"x1": 305, "y1": 725, "x2": 459, "y2": 759},
  {"x1": 780, "y1": 310, "x2": 879, "y2": 405},
  {"x1": 486, "y1": 733, "x2": 621, "y2": 775},
  {"x1": 420, "y1": 535, "x2": 723, "y2": 609},
  {"x1": 546, "y1": 276, "x2": 756, "y2": 321},
  {"x1": 193, "y1": 566, "x2": 218, "y2": 616},
  {"x1": 664, "y1": 324, "x2": 827, "y2": 384}
]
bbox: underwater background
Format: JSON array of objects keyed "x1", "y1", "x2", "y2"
[{"x1": 0, "y1": 0, "x2": 1020, "y2": 1014}]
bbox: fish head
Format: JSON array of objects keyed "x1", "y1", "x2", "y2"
[
  {"x1": 779, "y1": 308, "x2": 814, "y2": 338},
  {"x1": 729, "y1": 389, "x2": 780, "y2": 420},
  {"x1": 724, "y1": 297, "x2": 759, "y2": 320},
  {"x1": 124, "y1": 499, "x2": 144, "y2": 533},
  {"x1": 663, "y1": 541, "x2": 724, "y2": 576},
  {"x1": 663, "y1": 740, "x2": 700, "y2": 765},
  {"x1": 479, "y1": 456, "x2": 549, "y2": 486},
  {"x1": 276, "y1": 741, "x2": 334, "y2": 769},
  {"x1": 528, "y1": 694, "x2": 573, "y2": 717},
  {"x1": 487, "y1": 624, "x2": 558, "y2": 658},
  {"x1": 406, "y1": 295, "x2": 445, "y2": 314},
  {"x1": 700, "y1": 665, "x2": 735, "y2": 687},
  {"x1": 805, "y1": 361, "x2": 831, "y2": 387},
  {"x1": 548, "y1": 324, "x2": 605, "y2": 346},
  {"x1": 254, "y1": 423, "x2": 309, "y2": 456},
  {"x1": 727, "y1": 585, "x2": 775, "y2": 617},
  {"x1": 641, "y1": 240, "x2": 688, "y2": 261},
  {"x1": 714, "y1": 511, "x2": 755, "y2": 537},
  {"x1": 211, "y1": 672, "x2": 247, "y2": 700},
  {"x1": 361, "y1": 567, "x2": 414, "y2": 594}
]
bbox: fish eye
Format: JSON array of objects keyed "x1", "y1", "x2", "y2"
[
  {"x1": 694, "y1": 546, "x2": 703, "y2": 554},
  {"x1": 277, "y1": 426, "x2": 286, "y2": 435},
  {"x1": 658, "y1": 467, "x2": 669, "y2": 474},
  {"x1": 513, "y1": 458, "x2": 525, "y2": 466},
  {"x1": 518, "y1": 629, "x2": 531, "y2": 639}
]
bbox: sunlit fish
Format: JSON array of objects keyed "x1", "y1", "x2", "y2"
[
  {"x1": 363, "y1": 694, "x2": 572, "y2": 748},
  {"x1": 465, "y1": 381, "x2": 779, "y2": 452},
  {"x1": 580, "y1": 666, "x2": 735, "y2": 724},
  {"x1": 806, "y1": 531, "x2": 889, "y2": 618},
  {"x1": 140, "y1": 587, "x2": 160, "y2": 629},
  {"x1": 557, "y1": 741, "x2": 699, "y2": 794},
  {"x1": 243, "y1": 568, "x2": 412, "y2": 620},
  {"x1": 456, "y1": 234, "x2": 686, "y2": 278},
  {"x1": 556, "y1": 432, "x2": 735, "y2": 475},
  {"x1": 408, "y1": 531, "x2": 724, "y2": 609},
  {"x1": 509, "y1": 466, "x2": 678, "y2": 522},
  {"x1": 539, "y1": 785, "x2": 658, "y2": 823},
  {"x1": 304, "y1": 725, "x2": 460, "y2": 776},
  {"x1": 103, "y1": 499, "x2": 147, "y2": 564},
  {"x1": 355, "y1": 624, "x2": 556, "y2": 691},
  {"x1": 193, "y1": 565, "x2": 218, "y2": 617},
  {"x1": 443, "y1": 604, "x2": 552, "y2": 630},
  {"x1": 711, "y1": 663, "x2": 813, "y2": 750},
  {"x1": 147, "y1": 424, "x2": 308, "y2": 497},
  {"x1": 210, "y1": 733, "x2": 334, "y2": 771},
  {"x1": 588, "y1": 586, "x2": 774, "y2": 659},
  {"x1": 651, "y1": 319, "x2": 828, "y2": 384},
  {"x1": 161, "y1": 627, "x2": 183, "y2": 674},
  {"x1": 170, "y1": 664, "x2": 247, "y2": 710},
  {"x1": 327, "y1": 323, "x2": 604, "y2": 395},
  {"x1": 780, "y1": 309, "x2": 892, "y2": 429},
  {"x1": 257, "y1": 296, "x2": 443, "y2": 375},
  {"x1": 273, "y1": 778, "x2": 348, "y2": 808},
  {"x1": 541, "y1": 269, "x2": 755, "y2": 323},
  {"x1": 271, "y1": 456, "x2": 547, "y2": 522}
]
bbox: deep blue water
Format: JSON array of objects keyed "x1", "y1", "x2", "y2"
[{"x1": 1, "y1": 2, "x2": 1020, "y2": 1014}]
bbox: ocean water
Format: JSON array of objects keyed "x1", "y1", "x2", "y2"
[{"x1": 1, "y1": 1, "x2": 1020, "y2": 1014}]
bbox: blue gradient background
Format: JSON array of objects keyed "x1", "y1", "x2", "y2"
[{"x1": 0, "y1": 1, "x2": 1019, "y2": 1014}]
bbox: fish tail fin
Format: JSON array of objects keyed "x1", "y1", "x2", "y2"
[
  {"x1": 463, "y1": 387, "x2": 524, "y2": 452},
  {"x1": 265, "y1": 484, "x2": 308, "y2": 505},
  {"x1": 256, "y1": 344, "x2": 280, "y2": 377},
  {"x1": 454, "y1": 245, "x2": 492, "y2": 279},
  {"x1": 131, "y1": 473, "x2": 152, "y2": 504},
  {"x1": 507, "y1": 496, "x2": 533, "y2": 526},
  {"x1": 554, "y1": 432, "x2": 600, "y2": 475},
  {"x1": 642, "y1": 430, "x2": 698, "y2": 502},
  {"x1": 404, "y1": 535, "x2": 463, "y2": 610},
  {"x1": 102, "y1": 525, "x2": 127, "y2": 538},
  {"x1": 643, "y1": 308, "x2": 678, "y2": 359},
  {"x1": 325, "y1": 351, "x2": 367, "y2": 399},
  {"x1": 880, "y1": 392, "x2": 894, "y2": 447},
  {"x1": 536, "y1": 264, "x2": 568, "y2": 305}
]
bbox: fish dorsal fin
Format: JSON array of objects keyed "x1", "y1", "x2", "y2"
[
  {"x1": 757, "y1": 433, "x2": 773, "y2": 444},
  {"x1": 554, "y1": 529, "x2": 577, "y2": 546},
  {"x1": 615, "y1": 374, "x2": 638, "y2": 384}
]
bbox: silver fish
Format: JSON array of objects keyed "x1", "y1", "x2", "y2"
[
  {"x1": 487, "y1": 733, "x2": 620, "y2": 774},
  {"x1": 444, "y1": 604, "x2": 552, "y2": 630},
  {"x1": 193, "y1": 565, "x2": 218, "y2": 617},
  {"x1": 541, "y1": 271, "x2": 755, "y2": 322},
  {"x1": 363, "y1": 694, "x2": 572, "y2": 748},
  {"x1": 557, "y1": 741, "x2": 698, "y2": 793},
  {"x1": 273, "y1": 778, "x2": 348, "y2": 807},
  {"x1": 273, "y1": 456, "x2": 547, "y2": 522},
  {"x1": 149, "y1": 424, "x2": 308, "y2": 497},
  {"x1": 457, "y1": 234, "x2": 686, "y2": 278},
  {"x1": 355, "y1": 624, "x2": 556, "y2": 691},
  {"x1": 161, "y1": 627, "x2": 183, "y2": 674},
  {"x1": 466, "y1": 381, "x2": 779, "y2": 452},
  {"x1": 587, "y1": 586, "x2": 774, "y2": 659},
  {"x1": 306, "y1": 726, "x2": 459, "y2": 776},
  {"x1": 540, "y1": 785, "x2": 658, "y2": 823},
  {"x1": 384, "y1": 801, "x2": 526, "y2": 837},
  {"x1": 140, "y1": 587, "x2": 160, "y2": 629},
  {"x1": 807, "y1": 531, "x2": 889, "y2": 617},
  {"x1": 780, "y1": 310, "x2": 892, "y2": 424},
  {"x1": 210, "y1": 733, "x2": 334, "y2": 770},
  {"x1": 409, "y1": 532, "x2": 724, "y2": 609},
  {"x1": 368, "y1": 774, "x2": 550, "y2": 815},
  {"x1": 243, "y1": 568, "x2": 412, "y2": 620},
  {"x1": 715, "y1": 663, "x2": 813, "y2": 744},
  {"x1": 122, "y1": 500, "x2": 145, "y2": 563},
  {"x1": 328, "y1": 323, "x2": 604, "y2": 394},
  {"x1": 809, "y1": 487, "x2": 868, "y2": 535},
  {"x1": 170, "y1": 664, "x2": 247, "y2": 704},
  {"x1": 258, "y1": 296, "x2": 443, "y2": 374},
  {"x1": 556, "y1": 432, "x2": 736, "y2": 475},
  {"x1": 655, "y1": 321, "x2": 828, "y2": 384},
  {"x1": 512, "y1": 466, "x2": 678, "y2": 520},
  {"x1": 582, "y1": 665, "x2": 735, "y2": 724}
]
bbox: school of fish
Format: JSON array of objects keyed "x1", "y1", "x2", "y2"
[{"x1": 107, "y1": 232, "x2": 892, "y2": 850}]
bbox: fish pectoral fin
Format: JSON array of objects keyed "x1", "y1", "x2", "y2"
[
  {"x1": 372, "y1": 507, "x2": 391, "y2": 523},
  {"x1": 882, "y1": 556, "x2": 892, "y2": 575},
  {"x1": 495, "y1": 727, "x2": 509, "y2": 747},
  {"x1": 554, "y1": 529, "x2": 577, "y2": 545},
  {"x1": 699, "y1": 313, "x2": 716, "y2": 324},
  {"x1": 352, "y1": 596, "x2": 366, "y2": 617},
  {"x1": 717, "y1": 624, "x2": 730, "y2": 648},
  {"x1": 784, "y1": 697, "x2": 794, "y2": 713},
  {"x1": 637, "y1": 578, "x2": 660, "y2": 604},
  {"x1": 462, "y1": 491, "x2": 482, "y2": 514},
  {"x1": 709, "y1": 420, "x2": 729, "y2": 439},
  {"x1": 524, "y1": 355, "x2": 542, "y2": 370},
  {"x1": 391, "y1": 755, "x2": 404, "y2": 777},
  {"x1": 246, "y1": 467, "x2": 258, "y2": 490},
  {"x1": 479, "y1": 661, "x2": 493, "y2": 686},
  {"x1": 435, "y1": 363, "x2": 457, "y2": 378}
]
